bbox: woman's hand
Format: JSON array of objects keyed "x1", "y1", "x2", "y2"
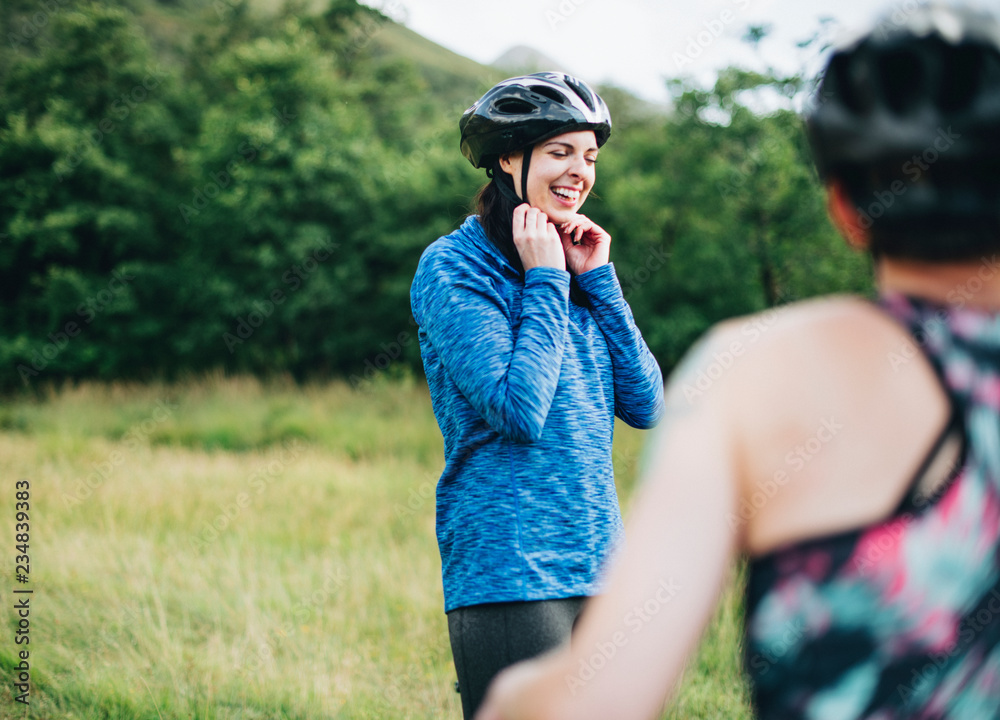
[
  {"x1": 559, "y1": 214, "x2": 611, "y2": 276},
  {"x1": 512, "y1": 204, "x2": 566, "y2": 272}
]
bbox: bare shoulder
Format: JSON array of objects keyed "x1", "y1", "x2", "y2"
[
  {"x1": 704, "y1": 293, "x2": 947, "y2": 434},
  {"x1": 703, "y1": 295, "x2": 951, "y2": 555},
  {"x1": 714, "y1": 294, "x2": 903, "y2": 355},
  {"x1": 670, "y1": 295, "x2": 906, "y2": 408}
]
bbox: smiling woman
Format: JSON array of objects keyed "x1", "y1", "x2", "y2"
[
  {"x1": 475, "y1": 6, "x2": 1000, "y2": 720},
  {"x1": 409, "y1": 72, "x2": 665, "y2": 719},
  {"x1": 499, "y1": 134, "x2": 597, "y2": 221}
]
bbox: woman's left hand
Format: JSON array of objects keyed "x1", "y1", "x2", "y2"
[{"x1": 559, "y1": 214, "x2": 611, "y2": 276}]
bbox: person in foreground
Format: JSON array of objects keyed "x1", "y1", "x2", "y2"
[
  {"x1": 410, "y1": 72, "x2": 664, "y2": 719},
  {"x1": 476, "y1": 5, "x2": 1000, "y2": 719}
]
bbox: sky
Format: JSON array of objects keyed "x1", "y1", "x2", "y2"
[{"x1": 364, "y1": 0, "x2": 1000, "y2": 106}]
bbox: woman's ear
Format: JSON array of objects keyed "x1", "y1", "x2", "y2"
[
  {"x1": 827, "y1": 181, "x2": 870, "y2": 250},
  {"x1": 498, "y1": 151, "x2": 522, "y2": 180}
]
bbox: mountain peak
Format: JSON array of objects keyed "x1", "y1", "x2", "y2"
[{"x1": 492, "y1": 45, "x2": 571, "y2": 75}]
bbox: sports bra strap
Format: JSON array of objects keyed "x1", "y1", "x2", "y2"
[
  {"x1": 892, "y1": 405, "x2": 967, "y2": 516},
  {"x1": 872, "y1": 297, "x2": 969, "y2": 518}
]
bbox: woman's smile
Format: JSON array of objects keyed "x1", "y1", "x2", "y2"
[
  {"x1": 500, "y1": 129, "x2": 598, "y2": 223},
  {"x1": 551, "y1": 186, "x2": 582, "y2": 207}
]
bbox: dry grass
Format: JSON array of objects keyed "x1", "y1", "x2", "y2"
[{"x1": 0, "y1": 375, "x2": 751, "y2": 719}]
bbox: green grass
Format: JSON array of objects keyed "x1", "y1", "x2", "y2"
[{"x1": 0, "y1": 375, "x2": 751, "y2": 719}]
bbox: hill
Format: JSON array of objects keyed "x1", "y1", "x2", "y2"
[
  {"x1": 0, "y1": 0, "x2": 857, "y2": 390},
  {"x1": 493, "y1": 44, "x2": 572, "y2": 75},
  {"x1": 87, "y1": 0, "x2": 652, "y2": 120},
  {"x1": 370, "y1": 22, "x2": 504, "y2": 111}
]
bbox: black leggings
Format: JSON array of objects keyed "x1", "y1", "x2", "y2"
[{"x1": 447, "y1": 596, "x2": 588, "y2": 719}]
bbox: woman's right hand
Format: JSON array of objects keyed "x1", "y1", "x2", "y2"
[{"x1": 512, "y1": 204, "x2": 565, "y2": 272}]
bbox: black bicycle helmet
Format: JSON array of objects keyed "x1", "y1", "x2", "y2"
[
  {"x1": 460, "y1": 72, "x2": 612, "y2": 204},
  {"x1": 460, "y1": 72, "x2": 612, "y2": 169},
  {"x1": 806, "y1": 3, "x2": 1000, "y2": 258}
]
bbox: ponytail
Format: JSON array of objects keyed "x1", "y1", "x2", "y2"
[{"x1": 474, "y1": 165, "x2": 524, "y2": 275}]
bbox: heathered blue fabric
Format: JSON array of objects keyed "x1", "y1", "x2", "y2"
[{"x1": 410, "y1": 215, "x2": 664, "y2": 612}]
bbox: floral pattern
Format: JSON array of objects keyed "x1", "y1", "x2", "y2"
[{"x1": 745, "y1": 293, "x2": 1000, "y2": 719}]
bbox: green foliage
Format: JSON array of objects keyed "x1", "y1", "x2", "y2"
[
  {"x1": 0, "y1": 0, "x2": 873, "y2": 391},
  {"x1": 1, "y1": 0, "x2": 480, "y2": 389},
  {"x1": 587, "y1": 69, "x2": 873, "y2": 370}
]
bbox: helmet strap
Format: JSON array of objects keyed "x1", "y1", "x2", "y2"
[
  {"x1": 489, "y1": 162, "x2": 524, "y2": 206},
  {"x1": 520, "y1": 144, "x2": 533, "y2": 205}
]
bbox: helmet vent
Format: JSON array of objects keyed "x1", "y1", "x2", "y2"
[
  {"x1": 528, "y1": 85, "x2": 568, "y2": 105},
  {"x1": 938, "y1": 44, "x2": 986, "y2": 112},
  {"x1": 878, "y1": 48, "x2": 926, "y2": 116},
  {"x1": 494, "y1": 98, "x2": 538, "y2": 115},
  {"x1": 827, "y1": 53, "x2": 866, "y2": 114},
  {"x1": 459, "y1": 72, "x2": 611, "y2": 168},
  {"x1": 563, "y1": 76, "x2": 597, "y2": 112}
]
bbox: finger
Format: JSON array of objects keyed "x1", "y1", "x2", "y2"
[
  {"x1": 525, "y1": 207, "x2": 547, "y2": 234},
  {"x1": 578, "y1": 216, "x2": 610, "y2": 243},
  {"x1": 512, "y1": 203, "x2": 529, "y2": 230},
  {"x1": 560, "y1": 223, "x2": 578, "y2": 239},
  {"x1": 545, "y1": 223, "x2": 561, "y2": 247},
  {"x1": 559, "y1": 230, "x2": 576, "y2": 254},
  {"x1": 575, "y1": 225, "x2": 585, "y2": 245},
  {"x1": 534, "y1": 210, "x2": 551, "y2": 234},
  {"x1": 557, "y1": 221, "x2": 576, "y2": 243},
  {"x1": 561, "y1": 220, "x2": 582, "y2": 245},
  {"x1": 573, "y1": 215, "x2": 599, "y2": 234}
]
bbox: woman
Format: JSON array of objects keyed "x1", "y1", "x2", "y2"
[
  {"x1": 409, "y1": 72, "x2": 664, "y2": 719},
  {"x1": 476, "y1": 5, "x2": 1000, "y2": 719}
]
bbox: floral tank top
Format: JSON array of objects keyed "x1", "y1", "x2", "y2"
[{"x1": 744, "y1": 292, "x2": 1000, "y2": 719}]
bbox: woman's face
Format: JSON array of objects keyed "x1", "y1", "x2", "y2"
[{"x1": 500, "y1": 130, "x2": 598, "y2": 224}]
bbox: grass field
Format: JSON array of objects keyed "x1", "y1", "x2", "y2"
[{"x1": 0, "y1": 374, "x2": 752, "y2": 719}]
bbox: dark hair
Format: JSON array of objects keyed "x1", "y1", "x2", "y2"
[
  {"x1": 473, "y1": 162, "x2": 591, "y2": 307},
  {"x1": 805, "y1": 3, "x2": 1000, "y2": 263},
  {"x1": 475, "y1": 166, "x2": 524, "y2": 275},
  {"x1": 837, "y1": 161, "x2": 1000, "y2": 262}
]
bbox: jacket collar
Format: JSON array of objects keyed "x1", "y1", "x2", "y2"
[{"x1": 457, "y1": 215, "x2": 519, "y2": 274}]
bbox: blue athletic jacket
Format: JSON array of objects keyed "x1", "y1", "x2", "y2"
[{"x1": 410, "y1": 215, "x2": 664, "y2": 612}]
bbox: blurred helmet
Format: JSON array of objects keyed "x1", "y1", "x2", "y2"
[
  {"x1": 460, "y1": 72, "x2": 612, "y2": 169},
  {"x1": 806, "y1": 3, "x2": 1000, "y2": 243}
]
